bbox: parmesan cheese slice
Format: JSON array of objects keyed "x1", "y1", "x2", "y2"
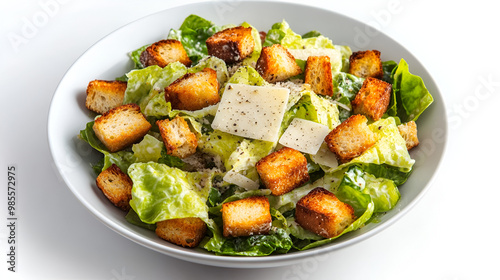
[
  {"x1": 287, "y1": 48, "x2": 342, "y2": 72},
  {"x1": 212, "y1": 83, "x2": 290, "y2": 142},
  {"x1": 279, "y1": 118, "x2": 331, "y2": 155},
  {"x1": 223, "y1": 170, "x2": 260, "y2": 190},
  {"x1": 311, "y1": 142, "x2": 339, "y2": 168}
]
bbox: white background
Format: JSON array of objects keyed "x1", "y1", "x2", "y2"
[{"x1": 1, "y1": 0, "x2": 499, "y2": 279}]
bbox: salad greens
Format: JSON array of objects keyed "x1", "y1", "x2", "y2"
[{"x1": 80, "y1": 14, "x2": 433, "y2": 256}]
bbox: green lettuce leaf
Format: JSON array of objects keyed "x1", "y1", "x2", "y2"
[
  {"x1": 204, "y1": 226, "x2": 292, "y2": 256},
  {"x1": 125, "y1": 209, "x2": 157, "y2": 231},
  {"x1": 226, "y1": 65, "x2": 268, "y2": 87},
  {"x1": 79, "y1": 121, "x2": 136, "y2": 173},
  {"x1": 337, "y1": 117, "x2": 415, "y2": 173},
  {"x1": 339, "y1": 166, "x2": 400, "y2": 214},
  {"x1": 128, "y1": 162, "x2": 213, "y2": 224},
  {"x1": 240, "y1": 22, "x2": 263, "y2": 66},
  {"x1": 130, "y1": 44, "x2": 150, "y2": 69},
  {"x1": 389, "y1": 58, "x2": 433, "y2": 122},
  {"x1": 282, "y1": 90, "x2": 340, "y2": 136},
  {"x1": 142, "y1": 58, "x2": 225, "y2": 119},
  {"x1": 263, "y1": 20, "x2": 345, "y2": 73},
  {"x1": 167, "y1": 14, "x2": 223, "y2": 64},
  {"x1": 381, "y1": 60, "x2": 398, "y2": 83},
  {"x1": 332, "y1": 72, "x2": 365, "y2": 122},
  {"x1": 187, "y1": 56, "x2": 229, "y2": 86},
  {"x1": 264, "y1": 20, "x2": 335, "y2": 49},
  {"x1": 226, "y1": 139, "x2": 275, "y2": 181},
  {"x1": 294, "y1": 201, "x2": 374, "y2": 250},
  {"x1": 132, "y1": 134, "x2": 163, "y2": 163},
  {"x1": 123, "y1": 63, "x2": 188, "y2": 111}
]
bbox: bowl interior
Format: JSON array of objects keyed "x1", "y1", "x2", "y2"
[{"x1": 48, "y1": 1, "x2": 447, "y2": 268}]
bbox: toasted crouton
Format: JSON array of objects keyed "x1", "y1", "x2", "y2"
[
  {"x1": 295, "y1": 187, "x2": 356, "y2": 238},
  {"x1": 96, "y1": 164, "x2": 132, "y2": 211},
  {"x1": 348, "y1": 50, "x2": 383, "y2": 79},
  {"x1": 398, "y1": 121, "x2": 419, "y2": 150},
  {"x1": 165, "y1": 68, "x2": 220, "y2": 111},
  {"x1": 324, "y1": 114, "x2": 377, "y2": 163},
  {"x1": 304, "y1": 56, "x2": 333, "y2": 96},
  {"x1": 256, "y1": 147, "x2": 309, "y2": 196},
  {"x1": 85, "y1": 80, "x2": 127, "y2": 114},
  {"x1": 222, "y1": 196, "x2": 271, "y2": 237},
  {"x1": 93, "y1": 104, "x2": 152, "y2": 152},
  {"x1": 206, "y1": 26, "x2": 255, "y2": 64},
  {"x1": 157, "y1": 116, "x2": 197, "y2": 159},
  {"x1": 155, "y1": 217, "x2": 207, "y2": 248},
  {"x1": 140, "y1": 39, "x2": 191, "y2": 68},
  {"x1": 352, "y1": 77, "x2": 392, "y2": 120},
  {"x1": 255, "y1": 44, "x2": 302, "y2": 83}
]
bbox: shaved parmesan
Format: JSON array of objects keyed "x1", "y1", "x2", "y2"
[
  {"x1": 223, "y1": 170, "x2": 260, "y2": 190},
  {"x1": 311, "y1": 142, "x2": 339, "y2": 168},
  {"x1": 287, "y1": 48, "x2": 342, "y2": 72},
  {"x1": 279, "y1": 118, "x2": 331, "y2": 155},
  {"x1": 212, "y1": 83, "x2": 290, "y2": 142}
]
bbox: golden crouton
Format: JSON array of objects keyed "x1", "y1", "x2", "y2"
[
  {"x1": 155, "y1": 217, "x2": 207, "y2": 248},
  {"x1": 352, "y1": 77, "x2": 392, "y2": 120},
  {"x1": 165, "y1": 68, "x2": 220, "y2": 111},
  {"x1": 96, "y1": 164, "x2": 132, "y2": 211},
  {"x1": 93, "y1": 104, "x2": 152, "y2": 152},
  {"x1": 85, "y1": 80, "x2": 127, "y2": 114},
  {"x1": 255, "y1": 44, "x2": 302, "y2": 83},
  {"x1": 348, "y1": 50, "x2": 383, "y2": 79},
  {"x1": 295, "y1": 187, "x2": 356, "y2": 238},
  {"x1": 140, "y1": 39, "x2": 191, "y2": 68},
  {"x1": 256, "y1": 147, "x2": 310, "y2": 196},
  {"x1": 398, "y1": 121, "x2": 419, "y2": 150},
  {"x1": 156, "y1": 116, "x2": 197, "y2": 159},
  {"x1": 206, "y1": 26, "x2": 255, "y2": 64},
  {"x1": 304, "y1": 56, "x2": 333, "y2": 96},
  {"x1": 222, "y1": 196, "x2": 271, "y2": 237},
  {"x1": 324, "y1": 114, "x2": 377, "y2": 163}
]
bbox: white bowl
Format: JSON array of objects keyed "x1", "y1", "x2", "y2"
[{"x1": 48, "y1": 1, "x2": 447, "y2": 268}]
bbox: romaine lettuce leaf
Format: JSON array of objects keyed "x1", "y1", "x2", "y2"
[
  {"x1": 339, "y1": 166, "x2": 400, "y2": 214},
  {"x1": 187, "y1": 56, "x2": 229, "y2": 86},
  {"x1": 130, "y1": 44, "x2": 149, "y2": 69},
  {"x1": 282, "y1": 90, "x2": 340, "y2": 135},
  {"x1": 204, "y1": 204, "x2": 292, "y2": 256},
  {"x1": 226, "y1": 139, "x2": 275, "y2": 181},
  {"x1": 128, "y1": 162, "x2": 213, "y2": 224},
  {"x1": 240, "y1": 22, "x2": 262, "y2": 66},
  {"x1": 293, "y1": 201, "x2": 374, "y2": 250},
  {"x1": 381, "y1": 60, "x2": 398, "y2": 83},
  {"x1": 167, "y1": 14, "x2": 223, "y2": 64},
  {"x1": 131, "y1": 134, "x2": 163, "y2": 163},
  {"x1": 204, "y1": 226, "x2": 292, "y2": 256},
  {"x1": 226, "y1": 65, "x2": 268, "y2": 87},
  {"x1": 332, "y1": 72, "x2": 365, "y2": 122},
  {"x1": 263, "y1": 20, "x2": 345, "y2": 73},
  {"x1": 79, "y1": 121, "x2": 136, "y2": 173},
  {"x1": 389, "y1": 58, "x2": 433, "y2": 122},
  {"x1": 337, "y1": 117, "x2": 415, "y2": 173},
  {"x1": 123, "y1": 63, "x2": 187, "y2": 110},
  {"x1": 143, "y1": 57, "x2": 225, "y2": 119}
]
